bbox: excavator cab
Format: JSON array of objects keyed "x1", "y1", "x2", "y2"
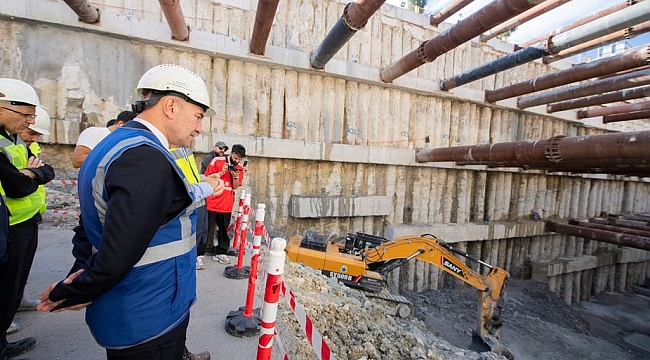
[{"x1": 337, "y1": 232, "x2": 388, "y2": 255}]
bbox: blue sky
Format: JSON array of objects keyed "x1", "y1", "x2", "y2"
[{"x1": 421, "y1": 0, "x2": 650, "y2": 50}]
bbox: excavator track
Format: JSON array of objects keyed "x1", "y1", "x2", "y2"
[{"x1": 365, "y1": 290, "x2": 413, "y2": 318}]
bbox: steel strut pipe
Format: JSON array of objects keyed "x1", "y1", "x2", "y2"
[
  {"x1": 543, "y1": 21, "x2": 650, "y2": 64},
  {"x1": 517, "y1": 68, "x2": 650, "y2": 109},
  {"x1": 415, "y1": 131, "x2": 650, "y2": 163},
  {"x1": 249, "y1": 0, "x2": 281, "y2": 55},
  {"x1": 62, "y1": 0, "x2": 100, "y2": 24},
  {"x1": 577, "y1": 99, "x2": 650, "y2": 118},
  {"x1": 591, "y1": 218, "x2": 650, "y2": 232},
  {"x1": 310, "y1": 0, "x2": 385, "y2": 69},
  {"x1": 571, "y1": 219, "x2": 650, "y2": 237},
  {"x1": 485, "y1": 45, "x2": 650, "y2": 103},
  {"x1": 519, "y1": 0, "x2": 635, "y2": 48},
  {"x1": 158, "y1": 0, "x2": 189, "y2": 41},
  {"x1": 603, "y1": 109, "x2": 650, "y2": 123},
  {"x1": 429, "y1": 0, "x2": 476, "y2": 27},
  {"x1": 379, "y1": 0, "x2": 542, "y2": 84},
  {"x1": 545, "y1": 221, "x2": 650, "y2": 251},
  {"x1": 440, "y1": 1, "x2": 650, "y2": 91},
  {"x1": 547, "y1": 85, "x2": 650, "y2": 113},
  {"x1": 456, "y1": 158, "x2": 649, "y2": 168},
  {"x1": 480, "y1": 0, "x2": 572, "y2": 43}
]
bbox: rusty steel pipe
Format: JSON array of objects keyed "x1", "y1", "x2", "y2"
[
  {"x1": 485, "y1": 45, "x2": 650, "y2": 103},
  {"x1": 544, "y1": 21, "x2": 650, "y2": 64},
  {"x1": 569, "y1": 219, "x2": 650, "y2": 238},
  {"x1": 619, "y1": 213, "x2": 650, "y2": 222},
  {"x1": 442, "y1": 1, "x2": 650, "y2": 91},
  {"x1": 603, "y1": 109, "x2": 650, "y2": 123},
  {"x1": 480, "y1": 0, "x2": 573, "y2": 42},
  {"x1": 597, "y1": 64, "x2": 650, "y2": 80},
  {"x1": 545, "y1": 221, "x2": 650, "y2": 251},
  {"x1": 249, "y1": 0, "x2": 281, "y2": 55},
  {"x1": 62, "y1": 0, "x2": 100, "y2": 23},
  {"x1": 430, "y1": 0, "x2": 476, "y2": 27},
  {"x1": 517, "y1": 68, "x2": 650, "y2": 109},
  {"x1": 457, "y1": 158, "x2": 649, "y2": 168},
  {"x1": 591, "y1": 218, "x2": 650, "y2": 232},
  {"x1": 547, "y1": 85, "x2": 650, "y2": 113},
  {"x1": 158, "y1": 0, "x2": 189, "y2": 41},
  {"x1": 577, "y1": 100, "x2": 650, "y2": 118},
  {"x1": 310, "y1": 0, "x2": 386, "y2": 69},
  {"x1": 380, "y1": 0, "x2": 542, "y2": 84},
  {"x1": 519, "y1": 0, "x2": 636, "y2": 47},
  {"x1": 416, "y1": 131, "x2": 650, "y2": 163}
]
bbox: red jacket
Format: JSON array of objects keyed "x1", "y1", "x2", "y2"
[{"x1": 203, "y1": 156, "x2": 244, "y2": 213}]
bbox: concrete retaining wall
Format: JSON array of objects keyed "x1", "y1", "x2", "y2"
[{"x1": 2, "y1": 0, "x2": 649, "y2": 303}]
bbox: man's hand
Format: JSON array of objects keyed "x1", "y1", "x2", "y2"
[
  {"x1": 37, "y1": 269, "x2": 92, "y2": 313},
  {"x1": 25, "y1": 156, "x2": 44, "y2": 169},
  {"x1": 204, "y1": 175, "x2": 225, "y2": 196},
  {"x1": 19, "y1": 156, "x2": 44, "y2": 178}
]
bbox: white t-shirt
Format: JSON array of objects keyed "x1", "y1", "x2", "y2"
[{"x1": 76, "y1": 127, "x2": 111, "y2": 150}]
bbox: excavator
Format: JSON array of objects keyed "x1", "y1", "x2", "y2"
[{"x1": 285, "y1": 231, "x2": 513, "y2": 359}]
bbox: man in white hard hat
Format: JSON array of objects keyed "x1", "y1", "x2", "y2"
[
  {"x1": 0, "y1": 78, "x2": 55, "y2": 360},
  {"x1": 38, "y1": 65, "x2": 224, "y2": 360},
  {"x1": 6, "y1": 106, "x2": 52, "y2": 336}
]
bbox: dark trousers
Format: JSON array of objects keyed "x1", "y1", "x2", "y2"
[
  {"x1": 106, "y1": 315, "x2": 189, "y2": 360},
  {"x1": 0, "y1": 222, "x2": 38, "y2": 349},
  {"x1": 195, "y1": 205, "x2": 208, "y2": 256},
  {"x1": 205, "y1": 210, "x2": 231, "y2": 255}
]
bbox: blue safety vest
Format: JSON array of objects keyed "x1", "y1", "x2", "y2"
[{"x1": 79, "y1": 127, "x2": 197, "y2": 349}]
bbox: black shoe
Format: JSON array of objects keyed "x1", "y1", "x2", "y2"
[
  {"x1": 226, "y1": 248, "x2": 239, "y2": 256},
  {"x1": 204, "y1": 246, "x2": 217, "y2": 256},
  {"x1": 3, "y1": 337, "x2": 36, "y2": 358}
]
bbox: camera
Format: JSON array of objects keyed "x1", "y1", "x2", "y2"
[
  {"x1": 227, "y1": 163, "x2": 237, "y2": 171},
  {"x1": 243, "y1": 160, "x2": 248, "y2": 166}
]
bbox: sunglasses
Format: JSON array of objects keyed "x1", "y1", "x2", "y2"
[
  {"x1": 218, "y1": 147, "x2": 226, "y2": 150},
  {"x1": 1, "y1": 107, "x2": 37, "y2": 120}
]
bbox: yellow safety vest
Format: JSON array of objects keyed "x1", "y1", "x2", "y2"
[
  {"x1": 0, "y1": 136, "x2": 45, "y2": 225},
  {"x1": 169, "y1": 148, "x2": 204, "y2": 206}
]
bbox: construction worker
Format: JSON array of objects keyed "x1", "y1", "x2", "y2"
[
  {"x1": 6, "y1": 106, "x2": 52, "y2": 337},
  {"x1": 38, "y1": 64, "x2": 223, "y2": 360},
  {"x1": 0, "y1": 78, "x2": 55, "y2": 360},
  {"x1": 71, "y1": 110, "x2": 136, "y2": 168}
]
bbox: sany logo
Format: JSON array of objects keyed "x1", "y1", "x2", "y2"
[{"x1": 442, "y1": 257, "x2": 464, "y2": 276}]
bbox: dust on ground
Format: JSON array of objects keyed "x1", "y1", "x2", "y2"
[{"x1": 278, "y1": 262, "x2": 650, "y2": 360}]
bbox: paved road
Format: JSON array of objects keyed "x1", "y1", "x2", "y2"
[{"x1": 11, "y1": 228, "x2": 272, "y2": 360}]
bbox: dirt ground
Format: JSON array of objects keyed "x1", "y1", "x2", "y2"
[
  {"x1": 277, "y1": 263, "x2": 650, "y2": 360},
  {"x1": 40, "y1": 157, "x2": 650, "y2": 360}
]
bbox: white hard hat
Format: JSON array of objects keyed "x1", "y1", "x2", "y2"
[
  {"x1": 29, "y1": 106, "x2": 50, "y2": 135},
  {"x1": 0, "y1": 78, "x2": 40, "y2": 107},
  {"x1": 135, "y1": 64, "x2": 215, "y2": 117}
]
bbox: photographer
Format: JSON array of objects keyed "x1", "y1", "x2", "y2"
[{"x1": 202, "y1": 144, "x2": 247, "y2": 264}]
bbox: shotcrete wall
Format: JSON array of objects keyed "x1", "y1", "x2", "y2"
[{"x1": 1, "y1": 0, "x2": 648, "y2": 303}]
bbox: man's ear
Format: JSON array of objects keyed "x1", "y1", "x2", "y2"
[{"x1": 161, "y1": 96, "x2": 178, "y2": 118}]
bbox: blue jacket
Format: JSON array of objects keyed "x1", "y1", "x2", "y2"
[{"x1": 79, "y1": 127, "x2": 197, "y2": 349}]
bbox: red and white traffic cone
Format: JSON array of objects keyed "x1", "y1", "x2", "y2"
[
  {"x1": 256, "y1": 238, "x2": 286, "y2": 360},
  {"x1": 225, "y1": 203, "x2": 267, "y2": 337},
  {"x1": 224, "y1": 194, "x2": 251, "y2": 279}
]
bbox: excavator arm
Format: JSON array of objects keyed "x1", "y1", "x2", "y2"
[
  {"x1": 363, "y1": 234, "x2": 510, "y2": 357},
  {"x1": 285, "y1": 231, "x2": 512, "y2": 359}
]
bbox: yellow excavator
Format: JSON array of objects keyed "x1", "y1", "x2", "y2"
[{"x1": 285, "y1": 231, "x2": 513, "y2": 359}]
